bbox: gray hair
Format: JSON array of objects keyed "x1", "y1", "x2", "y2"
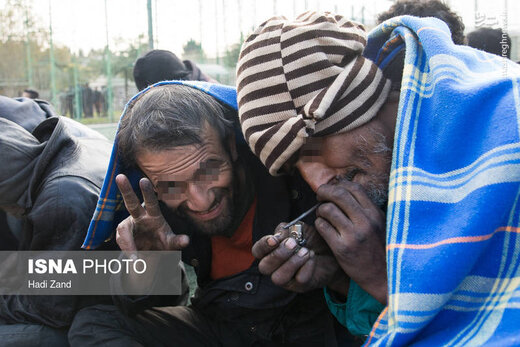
[{"x1": 117, "y1": 84, "x2": 235, "y2": 168}]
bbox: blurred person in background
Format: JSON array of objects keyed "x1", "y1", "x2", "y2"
[
  {"x1": 22, "y1": 89, "x2": 39, "y2": 100},
  {"x1": 133, "y1": 49, "x2": 216, "y2": 91},
  {"x1": 467, "y1": 27, "x2": 512, "y2": 59},
  {"x1": 376, "y1": 0, "x2": 466, "y2": 45}
]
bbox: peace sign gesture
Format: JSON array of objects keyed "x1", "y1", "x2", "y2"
[{"x1": 114, "y1": 174, "x2": 190, "y2": 251}]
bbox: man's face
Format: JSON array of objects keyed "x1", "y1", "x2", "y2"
[
  {"x1": 136, "y1": 127, "x2": 236, "y2": 236},
  {"x1": 296, "y1": 116, "x2": 394, "y2": 209}
]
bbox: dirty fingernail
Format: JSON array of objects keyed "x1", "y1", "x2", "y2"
[
  {"x1": 297, "y1": 247, "x2": 309, "y2": 257},
  {"x1": 267, "y1": 237, "x2": 277, "y2": 247},
  {"x1": 285, "y1": 238, "x2": 297, "y2": 250}
]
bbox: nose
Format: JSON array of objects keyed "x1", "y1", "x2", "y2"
[
  {"x1": 185, "y1": 182, "x2": 214, "y2": 212},
  {"x1": 295, "y1": 160, "x2": 337, "y2": 192}
]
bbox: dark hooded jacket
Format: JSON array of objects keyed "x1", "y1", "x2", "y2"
[{"x1": 0, "y1": 116, "x2": 111, "y2": 327}]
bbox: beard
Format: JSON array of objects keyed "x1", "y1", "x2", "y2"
[
  {"x1": 175, "y1": 186, "x2": 236, "y2": 237},
  {"x1": 339, "y1": 127, "x2": 392, "y2": 210},
  {"x1": 362, "y1": 174, "x2": 390, "y2": 210}
]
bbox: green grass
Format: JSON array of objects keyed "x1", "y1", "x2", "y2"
[{"x1": 76, "y1": 111, "x2": 123, "y2": 125}]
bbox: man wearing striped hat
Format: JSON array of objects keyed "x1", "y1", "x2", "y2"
[
  {"x1": 237, "y1": 13, "x2": 398, "y2": 335},
  {"x1": 237, "y1": 11, "x2": 394, "y2": 338},
  {"x1": 237, "y1": 11, "x2": 520, "y2": 346}
]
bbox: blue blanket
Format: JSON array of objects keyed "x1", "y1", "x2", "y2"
[
  {"x1": 363, "y1": 16, "x2": 520, "y2": 346},
  {"x1": 82, "y1": 81, "x2": 237, "y2": 249}
]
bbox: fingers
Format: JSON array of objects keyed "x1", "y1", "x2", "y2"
[
  {"x1": 116, "y1": 218, "x2": 137, "y2": 252},
  {"x1": 337, "y1": 180, "x2": 378, "y2": 209},
  {"x1": 140, "y1": 178, "x2": 161, "y2": 217},
  {"x1": 316, "y1": 183, "x2": 366, "y2": 223},
  {"x1": 294, "y1": 254, "x2": 316, "y2": 284},
  {"x1": 268, "y1": 241, "x2": 313, "y2": 287},
  {"x1": 251, "y1": 223, "x2": 290, "y2": 259},
  {"x1": 314, "y1": 216, "x2": 341, "y2": 248},
  {"x1": 316, "y1": 202, "x2": 353, "y2": 231},
  {"x1": 116, "y1": 174, "x2": 145, "y2": 219},
  {"x1": 166, "y1": 234, "x2": 190, "y2": 251},
  {"x1": 258, "y1": 237, "x2": 302, "y2": 274}
]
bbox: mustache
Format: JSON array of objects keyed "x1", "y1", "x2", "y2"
[{"x1": 176, "y1": 187, "x2": 229, "y2": 216}]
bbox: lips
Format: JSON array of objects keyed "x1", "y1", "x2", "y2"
[{"x1": 188, "y1": 199, "x2": 225, "y2": 221}]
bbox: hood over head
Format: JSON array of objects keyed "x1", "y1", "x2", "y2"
[
  {"x1": 0, "y1": 96, "x2": 47, "y2": 133},
  {"x1": 0, "y1": 118, "x2": 45, "y2": 208}
]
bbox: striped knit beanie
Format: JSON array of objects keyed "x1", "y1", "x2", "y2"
[{"x1": 236, "y1": 12, "x2": 391, "y2": 175}]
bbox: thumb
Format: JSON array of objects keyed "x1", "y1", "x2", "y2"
[{"x1": 167, "y1": 234, "x2": 190, "y2": 250}]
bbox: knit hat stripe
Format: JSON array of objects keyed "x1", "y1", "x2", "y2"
[
  {"x1": 237, "y1": 52, "x2": 281, "y2": 76},
  {"x1": 281, "y1": 30, "x2": 366, "y2": 53},
  {"x1": 253, "y1": 121, "x2": 287, "y2": 157},
  {"x1": 262, "y1": 118, "x2": 308, "y2": 170},
  {"x1": 289, "y1": 68, "x2": 341, "y2": 111},
  {"x1": 282, "y1": 45, "x2": 352, "y2": 67},
  {"x1": 284, "y1": 59, "x2": 338, "y2": 81},
  {"x1": 237, "y1": 56, "x2": 282, "y2": 83},
  {"x1": 291, "y1": 76, "x2": 336, "y2": 103},
  {"x1": 284, "y1": 11, "x2": 362, "y2": 34},
  {"x1": 315, "y1": 77, "x2": 391, "y2": 136},
  {"x1": 244, "y1": 121, "x2": 283, "y2": 141},
  {"x1": 305, "y1": 57, "x2": 367, "y2": 119},
  {"x1": 262, "y1": 118, "x2": 307, "y2": 173},
  {"x1": 240, "y1": 100, "x2": 295, "y2": 124},
  {"x1": 239, "y1": 83, "x2": 289, "y2": 106},
  {"x1": 244, "y1": 23, "x2": 284, "y2": 43},
  {"x1": 282, "y1": 13, "x2": 352, "y2": 35},
  {"x1": 244, "y1": 112, "x2": 295, "y2": 143},
  {"x1": 240, "y1": 99, "x2": 294, "y2": 129},
  {"x1": 281, "y1": 39, "x2": 365, "y2": 66},
  {"x1": 251, "y1": 118, "x2": 303, "y2": 166},
  {"x1": 239, "y1": 37, "x2": 280, "y2": 62},
  {"x1": 237, "y1": 63, "x2": 286, "y2": 104},
  {"x1": 236, "y1": 12, "x2": 390, "y2": 175},
  {"x1": 327, "y1": 60, "x2": 379, "y2": 116},
  {"x1": 237, "y1": 67, "x2": 284, "y2": 92}
]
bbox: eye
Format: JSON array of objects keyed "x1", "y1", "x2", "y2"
[
  {"x1": 196, "y1": 159, "x2": 224, "y2": 181},
  {"x1": 340, "y1": 168, "x2": 362, "y2": 182},
  {"x1": 157, "y1": 181, "x2": 187, "y2": 194},
  {"x1": 197, "y1": 168, "x2": 221, "y2": 182}
]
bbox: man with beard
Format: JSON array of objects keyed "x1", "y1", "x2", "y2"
[
  {"x1": 237, "y1": 12, "x2": 520, "y2": 346},
  {"x1": 236, "y1": 12, "x2": 393, "y2": 339},
  {"x1": 69, "y1": 82, "x2": 346, "y2": 346}
]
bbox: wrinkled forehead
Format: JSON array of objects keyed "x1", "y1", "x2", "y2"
[{"x1": 155, "y1": 159, "x2": 223, "y2": 182}]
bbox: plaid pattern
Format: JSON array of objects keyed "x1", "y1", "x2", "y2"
[
  {"x1": 363, "y1": 16, "x2": 520, "y2": 346},
  {"x1": 82, "y1": 81, "x2": 238, "y2": 249},
  {"x1": 236, "y1": 12, "x2": 390, "y2": 175}
]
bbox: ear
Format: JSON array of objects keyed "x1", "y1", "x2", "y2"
[{"x1": 227, "y1": 132, "x2": 238, "y2": 162}]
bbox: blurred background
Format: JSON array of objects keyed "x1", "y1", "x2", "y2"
[{"x1": 1, "y1": 0, "x2": 518, "y2": 139}]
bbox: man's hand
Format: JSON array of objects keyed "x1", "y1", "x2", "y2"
[
  {"x1": 252, "y1": 222, "x2": 344, "y2": 293},
  {"x1": 115, "y1": 174, "x2": 189, "y2": 251},
  {"x1": 315, "y1": 180, "x2": 388, "y2": 305}
]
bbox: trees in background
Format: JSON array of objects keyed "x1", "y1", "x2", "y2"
[{"x1": 182, "y1": 39, "x2": 206, "y2": 63}]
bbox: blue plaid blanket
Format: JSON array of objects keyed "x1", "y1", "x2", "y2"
[
  {"x1": 363, "y1": 16, "x2": 520, "y2": 346},
  {"x1": 82, "y1": 81, "x2": 237, "y2": 249}
]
